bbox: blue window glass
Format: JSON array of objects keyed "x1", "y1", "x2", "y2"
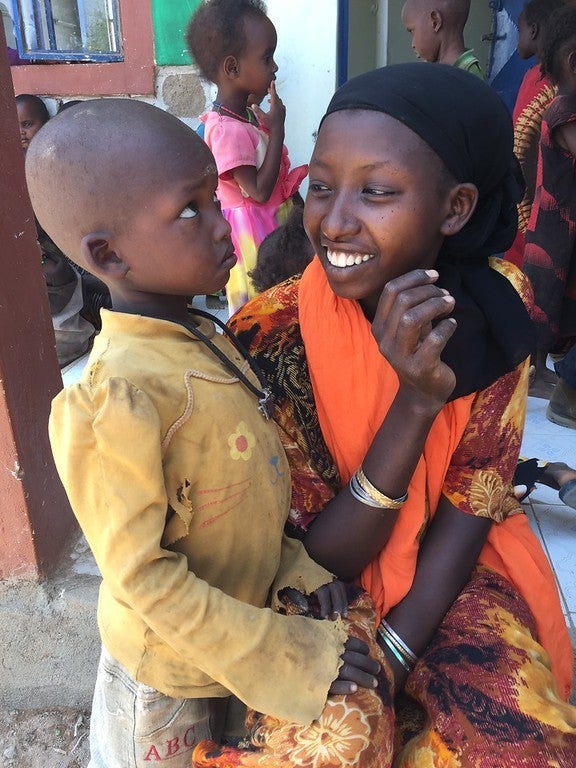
[{"x1": 10, "y1": 0, "x2": 122, "y2": 61}]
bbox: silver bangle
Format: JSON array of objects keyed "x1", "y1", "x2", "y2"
[
  {"x1": 349, "y1": 471, "x2": 386, "y2": 508},
  {"x1": 380, "y1": 619, "x2": 418, "y2": 665},
  {"x1": 377, "y1": 625, "x2": 413, "y2": 672}
]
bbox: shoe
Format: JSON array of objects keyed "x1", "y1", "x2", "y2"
[
  {"x1": 513, "y1": 458, "x2": 548, "y2": 501},
  {"x1": 546, "y1": 379, "x2": 576, "y2": 430}
]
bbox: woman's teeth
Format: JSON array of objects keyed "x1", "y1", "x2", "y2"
[{"x1": 326, "y1": 250, "x2": 375, "y2": 268}]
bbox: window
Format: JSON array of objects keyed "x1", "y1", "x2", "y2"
[{"x1": 10, "y1": 0, "x2": 122, "y2": 61}]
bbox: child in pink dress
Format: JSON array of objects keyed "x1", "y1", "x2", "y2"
[{"x1": 186, "y1": 0, "x2": 306, "y2": 315}]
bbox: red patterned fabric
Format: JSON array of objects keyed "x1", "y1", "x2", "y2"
[
  {"x1": 192, "y1": 588, "x2": 394, "y2": 768},
  {"x1": 523, "y1": 93, "x2": 576, "y2": 347}
]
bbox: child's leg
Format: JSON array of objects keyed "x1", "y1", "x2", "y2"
[
  {"x1": 191, "y1": 588, "x2": 395, "y2": 768},
  {"x1": 396, "y1": 567, "x2": 576, "y2": 767},
  {"x1": 88, "y1": 646, "x2": 228, "y2": 768}
]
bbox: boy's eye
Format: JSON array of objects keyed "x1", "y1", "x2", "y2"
[
  {"x1": 179, "y1": 203, "x2": 198, "y2": 219},
  {"x1": 308, "y1": 182, "x2": 331, "y2": 195}
]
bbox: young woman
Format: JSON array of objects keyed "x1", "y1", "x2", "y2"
[{"x1": 225, "y1": 63, "x2": 576, "y2": 766}]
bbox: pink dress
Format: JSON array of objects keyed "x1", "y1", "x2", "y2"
[{"x1": 200, "y1": 111, "x2": 307, "y2": 314}]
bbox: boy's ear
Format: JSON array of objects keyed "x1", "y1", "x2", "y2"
[
  {"x1": 568, "y1": 50, "x2": 576, "y2": 75},
  {"x1": 431, "y1": 10, "x2": 443, "y2": 32},
  {"x1": 223, "y1": 55, "x2": 240, "y2": 78},
  {"x1": 80, "y1": 232, "x2": 129, "y2": 280},
  {"x1": 441, "y1": 183, "x2": 478, "y2": 236}
]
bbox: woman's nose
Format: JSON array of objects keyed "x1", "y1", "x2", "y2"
[{"x1": 320, "y1": 197, "x2": 359, "y2": 241}]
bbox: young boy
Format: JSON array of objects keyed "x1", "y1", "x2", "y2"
[
  {"x1": 506, "y1": 0, "x2": 563, "y2": 268},
  {"x1": 401, "y1": 0, "x2": 483, "y2": 77},
  {"x1": 25, "y1": 99, "x2": 380, "y2": 768}
]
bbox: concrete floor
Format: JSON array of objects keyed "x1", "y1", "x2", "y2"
[{"x1": 520, "y1": 393, "x2": 576, "y2": 688}]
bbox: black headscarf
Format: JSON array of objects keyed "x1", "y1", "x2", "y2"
[{"x1": 322, "y1": 63, "x2": 536, "y2": 399}]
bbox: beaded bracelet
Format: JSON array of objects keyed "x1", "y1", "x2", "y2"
[
  {"x1": 377, "y1": 624, "x2": 413, "y2": 673},
  {"x1": 355, "y1": 465, "x2": 408, "y2": 510}
]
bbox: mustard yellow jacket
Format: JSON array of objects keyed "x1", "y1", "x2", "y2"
[{"x1": 49, "y1": 311, "x2": 346, "y2": 724}]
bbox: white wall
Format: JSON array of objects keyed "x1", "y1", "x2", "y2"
[{"x1": 266, "y1": 0, "x2": 338, "y2": 183}]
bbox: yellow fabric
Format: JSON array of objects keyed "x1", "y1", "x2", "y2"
[{"x1": 49, "y1": 310, "x2": 347, "y2": 724}]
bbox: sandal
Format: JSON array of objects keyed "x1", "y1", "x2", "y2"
[
  {"x1": 559, "y1": 479, "x2": 576, "y2": 511},
  {"x1": 513, "y1": 458, "x2": 548, "y2": 501}
]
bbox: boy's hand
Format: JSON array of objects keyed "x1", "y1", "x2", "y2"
[
  {"x1": 329, "y1": 637, "x2": 380, "y2": 695},
  {"x1": 251, "y1": 81, "x2": 286, "y2": 136},
  {"x1": 312, "y1": 579, "x2": 349, "y2": 619},
  {"x1": 371, "y1": 269, "x2": 457, "y2": 409}
]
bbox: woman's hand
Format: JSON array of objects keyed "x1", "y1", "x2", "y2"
[
  {"x1": 372, "y1": 269, "x2": 457, "y2": 409},
  {"x1": 328, "y1": 637, "x2": 380, "y2": 695}
]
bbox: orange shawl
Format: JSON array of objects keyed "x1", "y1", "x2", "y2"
[{"x1": 299, "y1": 256, "x2": 573, "y2": 699}]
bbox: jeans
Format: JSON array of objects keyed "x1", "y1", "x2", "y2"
[
  {"x1": 555, "y1": 345, "x2": 576, "y2": 389},
  {"x1": 88, "y1": 646, "x2": 232, "y2": 768}
]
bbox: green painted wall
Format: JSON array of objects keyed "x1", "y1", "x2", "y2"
[{"x1": 151, "y1": 0, "x2": 201, "y2": 66}]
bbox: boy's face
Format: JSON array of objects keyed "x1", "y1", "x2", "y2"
[
  {"x1": 114, "y1": 140, "x2": 235, "y2": 302},
  {"x1": 402, "y1": 1, "x2": 439, "y2": 63},
  {"x1": 17, "y1": 102, "x2": 47, "y2": 153},
  {"x1": 517, "y1": 12, "x2": 536, "y2": 60},
  {"x1": 305, "y1": 110, "x2": 453, "y2": 318},
  {"x1": 236, "y1": 15, "x2": 278, "y2": 104}
]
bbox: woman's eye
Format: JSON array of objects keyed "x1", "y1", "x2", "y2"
[
  {"x1": 179, "y1": 204, "x2": 198, "y2": 219},
  {"x1": 363, "y1": 187, "x2": 394, "y2": 197}
]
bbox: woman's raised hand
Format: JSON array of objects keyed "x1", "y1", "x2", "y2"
[{"x1": 371, "y1": 269, "x2": 457, "y2": 408}]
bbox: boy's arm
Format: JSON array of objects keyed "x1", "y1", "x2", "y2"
[{"x1": 50, "y1": 377, "x2": 347, "y2": 725}]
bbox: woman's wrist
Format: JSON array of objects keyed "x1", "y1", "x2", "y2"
[{"x1": 394, "y1": 382, "x2": 448, "y2": 420}]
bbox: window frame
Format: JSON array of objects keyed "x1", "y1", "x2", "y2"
[
  {"x1": 9, "y1": 0, "x2": 154, "y2": 96},
  {"x1": 10, "y1": 0, "x2": 123, "y2": 62}
]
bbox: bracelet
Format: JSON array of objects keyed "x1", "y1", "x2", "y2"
[
  {"x1": 349, "y1": 471, "x2": 386, "y2": 508},
  {"x1": 355, "y1": 465, "x2": 408, "y2": 510},
  {"x1": 380, "y1": 619, "x2": 418, "y2": 665},
  {"x1": 377, "y1": 625, "x2": 413, "y2": 672}
]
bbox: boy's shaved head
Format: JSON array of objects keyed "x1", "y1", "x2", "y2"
[
  {"x1": 403, "y1": 0, "x2": 471, "y2": 26},
  {"x1": 25, "y1": 98, "x2": 215, "y2": 268}
]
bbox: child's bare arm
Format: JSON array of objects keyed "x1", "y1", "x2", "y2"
[{"x1": 232, "y1": 82, "x2": 285, "y2": 203}]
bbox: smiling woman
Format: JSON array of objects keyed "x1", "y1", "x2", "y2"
[{"x1": 230, "y1": 63, "x2": 576, "y2": 766}]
